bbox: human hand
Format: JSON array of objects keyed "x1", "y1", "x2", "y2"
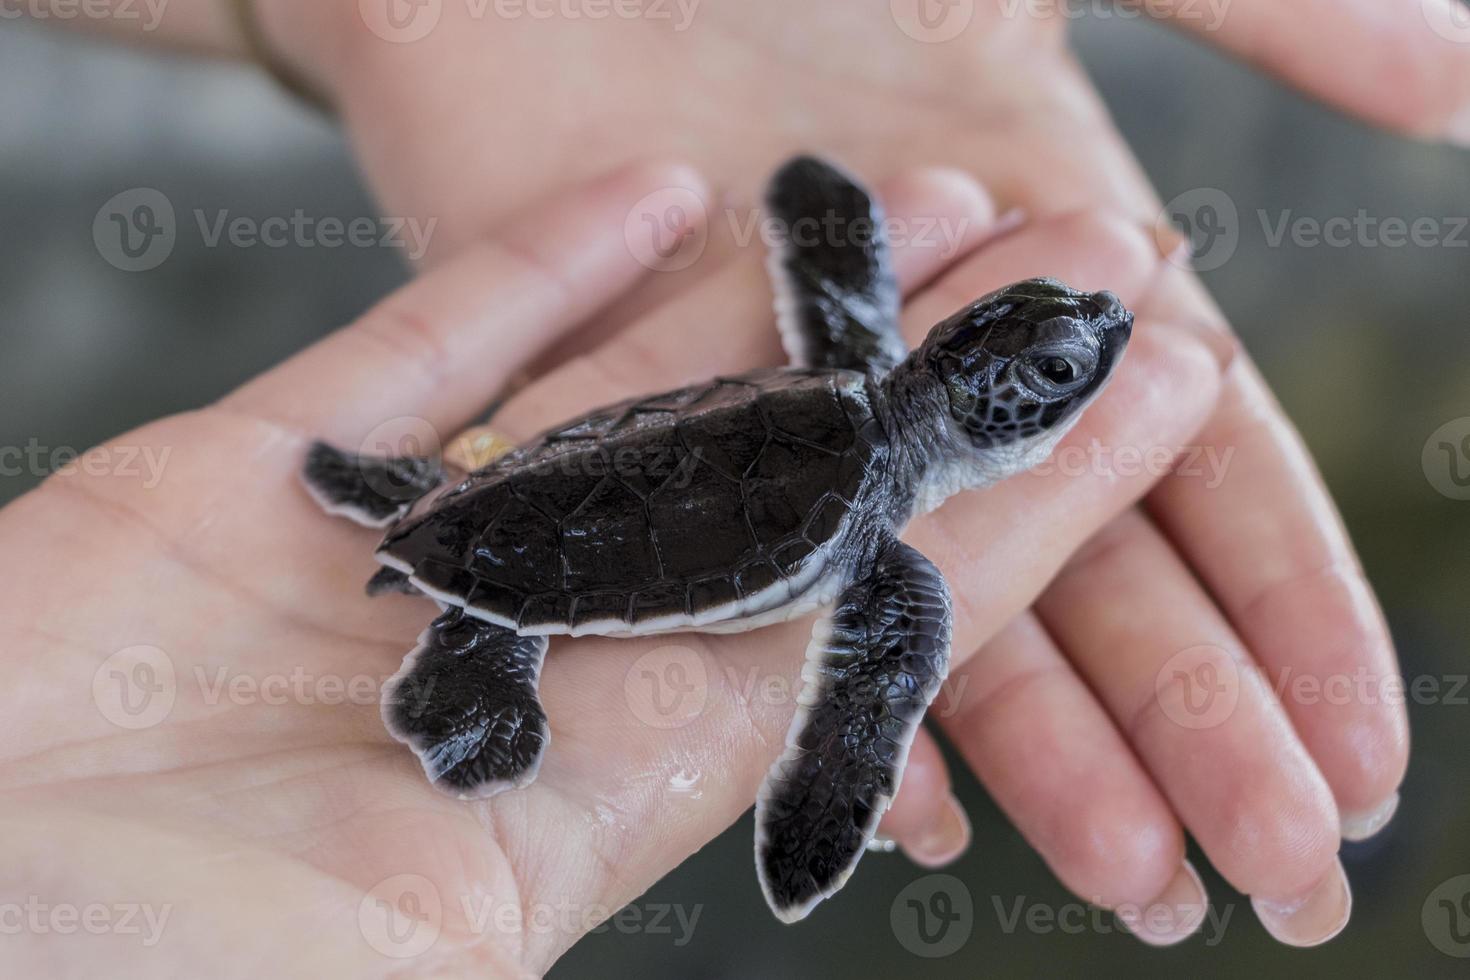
[
  {"x1": 0, "y1": 155, "x2": 1233, "y2": 975},
  {"x1": 240, "y1": 0, "x2": 1426, "y2": 947}
]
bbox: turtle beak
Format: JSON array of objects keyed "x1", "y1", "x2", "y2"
[
  {"x1": 1088, "y1": 292, "x2": 1132, "y2": 387},
  {"x1": 1091, "y1": 290, "x2": 1133, "y2": 346}
]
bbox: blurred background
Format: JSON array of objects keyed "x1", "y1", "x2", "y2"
[{"x1": 3, "y1": 12, "x2": 1469, "y2": 979}]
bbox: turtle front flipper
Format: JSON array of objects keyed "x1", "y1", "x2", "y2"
[
  {"x1": 300, "y1": 440, "x2": 443, "y2": 528},
  {"x1": 755, "y1": 538, "x2": 952, "y2": 923},
  {"x1": 384, "y1": 608, "x2": 550, "y2": 797},
  {"x1": 764, "y1": 155, "x2": 906, "y2": 375}
]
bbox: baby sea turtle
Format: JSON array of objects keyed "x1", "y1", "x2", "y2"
[{"x1": 302, "y1": 156, "x2": 1132, "y2": 922}]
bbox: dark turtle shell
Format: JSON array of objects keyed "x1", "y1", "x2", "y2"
[{"x1": 378, "y1": 368, "x2": 887, "y2": 633}]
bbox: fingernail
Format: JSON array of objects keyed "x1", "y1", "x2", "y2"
[
  {"x1": 1151, "y1": 220, "x2": 1192, "y2": 267},
  {"x1": 1341, "y1": 792, "x2": 1400, "y2": 842},
  {"x1": 1445, "y1": 104, "x2": 1470, "y2": 149},
  {"x1": 1251, "y1": 859, "x2": 1353, "y2": 947},
  {"x1": 990, "y1": 207, "x2": 1028, "y2": 236},
  {"x1": 899, "y1": 792, "x2": 971, "y2": 868},
  {"x1": 1116, "y1": 860, "x2": 1209, "y2": 947}
]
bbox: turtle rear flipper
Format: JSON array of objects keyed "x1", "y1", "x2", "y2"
[
  {"x1": 300, "y1": 440, "x2": 443, "y2": 528},
  {"x1": 383, "y1": 608, "x2": 550, "y2": 797},
  {"x1": 756, "y1": 537, "x2": 952, "y2": 923}
]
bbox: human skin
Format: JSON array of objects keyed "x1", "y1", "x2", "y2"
[
  {"x1": 13, "y1": 0, "x2": 1462, "y2": 965},
  {"x1": 0, "y1": 163, "x2": 1213, "y2": 976}
]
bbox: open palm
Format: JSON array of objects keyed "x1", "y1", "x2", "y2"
[
  {"x1": 240, "y1": 0, "x2": 1435, "y2": 949},
  {"x1": 0, "y1": 163, "x2": 1145, "y2": 976}
]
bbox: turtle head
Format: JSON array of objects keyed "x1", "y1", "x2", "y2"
[{"x1": 913, "y1": 277, "x2": 1131, "y2": 464}]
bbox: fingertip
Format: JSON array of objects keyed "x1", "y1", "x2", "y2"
[
  {"x1": 879, "y1": 727, "x2": 961, "y2": 859},
  {"x1": 877, "y1": 166, "x2": 998, "y2": 289},
  {"x1": 1341, "y1": 792, "x2": 1400, "y2": 842},
  {"x1": 898, "y1": 792, "x2": 972, "y2": 869},
  {"x1": 1252, "y1": 858, "x2": 1352, "y2": 948},
  {"x1": 1115, "y1": 860, "x2": 1210, "y2": 947},
  {"x1": 887, "y1": 166, "x2": 997, "y2": 226},
  {"x1": 603, "y1": 158, "x2": 711, "y2": 204},
  {"x1": 1446, "y1": 103, "x2": 1470, "y2": 149}
]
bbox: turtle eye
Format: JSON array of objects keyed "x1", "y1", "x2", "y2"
[
  {"x1": 1036, "y1": 356, "x2": 1076, "y2": 386},
  {"x1": 1016, "y1": 351, "x2": 1092, "y2": 399}
]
